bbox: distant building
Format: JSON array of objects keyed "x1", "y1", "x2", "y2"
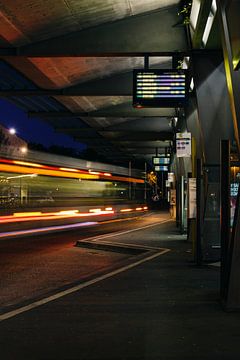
[{"x1": 0, "y1": 124, "x2": 27, "y2": 155}]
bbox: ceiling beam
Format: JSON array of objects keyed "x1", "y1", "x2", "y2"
[
  {"x1": 71, "y1": 132, "x2": 173, "y2": 141},
  {"x1": 28, "y1": 105, "x2": 176, "y2": 118},
  {"x1": 0, "y1": 71, "x2": 135, "y2": 96},
  {"x1": 99, "y1": 132, "x2": 173, "y2": 141},
  {"x1": 0, "y1": 60, "x2": 173, "y2": 96},
  {"x1": 110, "y1": 140, "x2": 170, "y2": 145},
  {"x1": 0, "y1": 6, "x2": 187, "y2": 57},
  {"x1": 55, "y1": 123, "x2": 169, "y2": 132}
]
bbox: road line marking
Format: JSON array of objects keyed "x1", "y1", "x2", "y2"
[
  {"x1": 0, "y1": 248, "x2": 170, "y2": 322},
  {"x1": 82, "y1": 218, "x2": 172, "y2": 243},
  {"x1": 85, "y1": 240, "x2": 164, "y2": 251},
  {"x1": 99, "y1": 216, "x2": 140, "y2": 224},
  {"x1": 99, "y1": 211, "x2": 154, "y2": 225}
]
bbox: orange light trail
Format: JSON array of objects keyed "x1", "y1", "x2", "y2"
[
  {"x1": 13, "y1": 160, "x2": 43, "y2": 167},
  {"x1": 0, "y1": 163, "x2": 99, "y2": 180},
  {"x1": 88, "y1": 171, "x2": 100, "y2": 175},
  {"x1": 0, "y1": 158, "x2": 144, "y2": 183},
  {"x1": 59, "y1": 167, "x2": 79, "y2": 172},
  {"x1": 0, "y1": 205, "x2": 148, "y2": 224},
  {"x1": 120, "y1": 208, "x2": 133, "y2": 212}
]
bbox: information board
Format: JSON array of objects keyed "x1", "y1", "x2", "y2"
[
  {"x1": 176, "y1": 132, "x2": 192, "y2": 157},
  {"x1": 152, "y1": 157, "x2": 170, "y2": 165},
  {"x1": 168, "y1": 172, "x2": 175, "y2": 183},
  {"x1": 231, "y1": 182, "x2": 239, "y2": 226},
  {"x1": 154, "y1": 165, "x2": 168, "y2": 172},
  {"x1": 188, "y1": 178, "x2": 196, "y2": 218},
  {"x1": 133, "y1": 69, "x2": 187, "y2": 108}
]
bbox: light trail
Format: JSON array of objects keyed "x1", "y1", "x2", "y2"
[
  {"x1": 0, "y1": 206, "x2": 148, "y2": 224},
  {"x1": 0, "y1": 221, "x2": 98, "y2": 239}
]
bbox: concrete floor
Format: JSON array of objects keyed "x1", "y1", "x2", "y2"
[{"x1": 0, "y1": 216, "x2": 240, "y2": 359}]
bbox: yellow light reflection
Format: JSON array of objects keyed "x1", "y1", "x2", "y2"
[
  {"x1": 0, "y1": 164, "x2": 99, "y2": 180},
  {"x1": 13, "y1": 161, "x2": 43, "y2": 167},
  {"x1": 59, "y1": 167, "x2": 79, "y2": 172},
  {"x1": 56, "y1": 210, "x2": 79, "y2": 215},
  {"x1": 13, "y1": 212, "x2": 42, "y2": 217},
  {"x1": 89, "y1": 170, "x2": 101, "y2": 175}
]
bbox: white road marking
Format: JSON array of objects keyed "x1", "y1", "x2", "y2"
[
  {"x1": 0, "y1": 248, "x2": 170, "y2": 322},
  {"x1": 85, "y1": 239, "x2": 165, "y2": 251},
  {"x1": 82, "y1": 218, "x2": 172, "y2": 243}
]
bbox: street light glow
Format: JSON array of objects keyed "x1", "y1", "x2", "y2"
[
  {"x1": 9, "y1": 128, "x2": 16, "y2": 135},
  {"x1": 20, "y1": 147, "x2": 27, "y2": 154}
]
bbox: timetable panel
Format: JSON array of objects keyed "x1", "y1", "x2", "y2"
[{"x1": 133, "y1": 69, "x2": 187, "y2": 108}]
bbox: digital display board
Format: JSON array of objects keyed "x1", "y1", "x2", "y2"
[
  {"x1": 133, "y1": 69, "x2": 187, "y2": 108},
  {"x1": 152, "y1": 157, "x2": 170, "y2": 165},
  {"x1": 154, "y1": 165, "x2": 168, "y2": 172}
]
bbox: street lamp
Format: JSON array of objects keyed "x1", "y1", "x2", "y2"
[
  {"x1": 9, "y1": 128, "x2": 16, "y2": 135},
  {"x1": 20, "y1": 146, "x2": 27, "y2": 154}
]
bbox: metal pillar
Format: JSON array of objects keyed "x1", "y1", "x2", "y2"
[
  {"x1": 128, "y1": 160, "x2": 132, "y2": 200},
  {"x1": 144, "y1": 55, "x2": 149, "y2": 70},
  {"x1": 144, "y1": 162, "x2": 147, "y2": 202},
  {"x1": 196, "y1": 158, "x2": 202, "y2": 265},
  {"x1": 180, "y1": 175, "x2": 185, "y2": 234},
  {"x1": 220, "y1": 140, "x2": 230, "y2": 300}
]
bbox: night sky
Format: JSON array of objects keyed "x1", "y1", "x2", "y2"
[{"x1": 0, "y1": 98, "x2": 86, "y2": 151}]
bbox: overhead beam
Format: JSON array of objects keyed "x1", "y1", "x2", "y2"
[
  {"x1": 0, "y1": 6, "x2": 187, "y2": 57},
  {"x1": 28, "y1": 106, "x2": 175, "y2": 118},
  {"x1": 71, "y1": 132, "x2": 173, "y2": 141},
  {"x1": 111, "y1": 140, "x2": 170, "y2": 145},
  {"x1": 99, "y1": 132, "x2": 173, "y2": 141},
  {"x1": 0, "y1": 71, "x2": 135, "y2": 96},
  {"x1": 56, "y1": 123, "x2": 169, "y2": 132}
]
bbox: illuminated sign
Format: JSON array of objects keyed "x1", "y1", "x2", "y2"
[
  {"x1": 152, "y1": 157, "x2": 170, "y2": 165},
  {"x1": 133, "y1": 69, "x2": 187, "y2": 108},
  {"x1": 154, "y1": 165, "x2": 168, "y2": 172},
  {"x1": 176, "y1": 132, "x2": 191, "y2": 157},
  {"x1": 231, "y1": 183, "x2": 239, "y2": 197},
  {"x1": 168, "y1": 172, "x2": 175, "y2": 182}
]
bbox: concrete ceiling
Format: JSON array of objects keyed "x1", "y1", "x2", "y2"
[{"x1": 0, "y1": 0, "x2": 188, "y2": 167}]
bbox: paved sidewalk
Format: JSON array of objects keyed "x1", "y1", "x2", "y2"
[{"x1": 0, "y1": 218, "x2": 240, "y2": 360}]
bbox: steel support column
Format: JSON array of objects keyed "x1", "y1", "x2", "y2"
[{"x1": 220, "y1": 139, "x2": 230, "y2": 300}]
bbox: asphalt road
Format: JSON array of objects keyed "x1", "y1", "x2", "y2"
[
  {"x1": 1, "y1": 212, "x2": 240, "y2": 360},
  {"x1": 0, "y1": 211, "x2": 170, "y2": 313}
]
